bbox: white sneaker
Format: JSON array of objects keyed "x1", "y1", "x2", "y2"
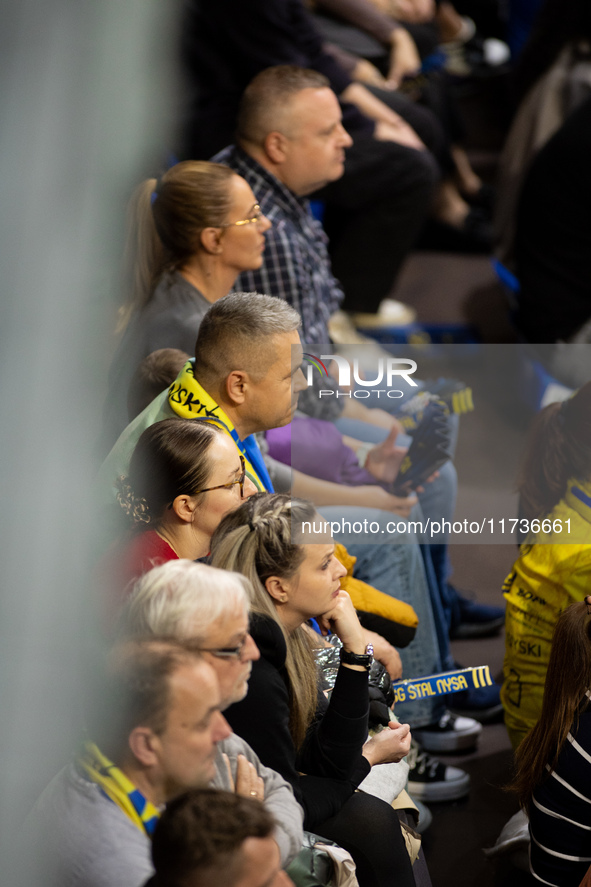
[
  {"x1": 483, "y1": 38, "x2": 510, "y2": 66},
  {"x1": 483, "y1": 809, "x2": 530, "y2": 871},
  {"x1": 411, "y1": 710, "x2": 482, "y2": 753},
  {"x1": 353, "y1": 299, "x2": 417, "y2": 329}
]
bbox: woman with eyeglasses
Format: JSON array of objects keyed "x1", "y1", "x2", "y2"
[
  {"x1": 103, "y1": 160, "x2": 271, "y2": 447},
  {"x1": 100, "y1": 416, "x2": 257, "y2": 625}
]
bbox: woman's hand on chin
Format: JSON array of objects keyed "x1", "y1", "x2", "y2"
[
  {"x1": 362, "y1": 722, "x2": 412, "y2": 766},
  {"x1": 317, "y1": 591, "x2": 366, "y2": 654}
]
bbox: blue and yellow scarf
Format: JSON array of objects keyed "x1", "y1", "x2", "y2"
[
  {"x1": 168, "y1": 361, "x2": 274, "y2": 492},
  {"x1": 78, "y1": 742, "x2": 161, "y2": 837}
]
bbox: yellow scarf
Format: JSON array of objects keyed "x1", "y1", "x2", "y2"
[
  {"x1": 168, "y1": 361, "x2": 270, "y2": 492},
  {"x1": 168, "y1": 361, "x2": 226, "y2": 423},
  {"x1": 78, "y1": 742, "x2": 161, "y2": 837}
]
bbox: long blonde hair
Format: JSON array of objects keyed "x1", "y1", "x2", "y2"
[
  {"x1": 209, "y1": 493, "x2": 319, "y2": 749},
  {"x1": 118, "y1": 161, "x2": 236, "y2": 332}
]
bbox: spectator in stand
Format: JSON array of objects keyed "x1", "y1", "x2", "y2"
[
  {"x1": 511, "y1": 599, "x2": 591, "y2": 887},
  {"x1": 494, "y1": 0, "x2": 591, "y2": 285},
  {"x1": 215, "y1": 65, "x2": 481, "y2": 342},
  {"x1": 311, "y1": 0, "x2": 490, "y2": 216},
  {"x1": 23, "y1": 640, "x2": 231, "y2": 887},
  {"x1": 99, "y1": 417, "x2": 257, "y2": 622},
  {"x1": 178, "y1": 0, "x2": 487, "y2": 315},
  {"x1": 103, "y1": 161, "x2": 271, "y2": 448},
  {"x1": 120, "y1": 560, "x2": 305, "y2": 868},
  {"x1": 146, "y1": 789, "x2": 292, "y2": 887},
  {"x1": 513, "y1": 98, "x2": 591, "y2": 388},
  {"x1": 209, "y1": 493, "x2": 430, "y2": 887},
  {"x1": 502, "y1": 383, "x2": 591, "y2": 750},
  {"x1": 311, "y1": 0, "x2": 440, "y2": 70}
]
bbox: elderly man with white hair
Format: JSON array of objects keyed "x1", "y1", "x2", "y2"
[{"x1": 120, "y1": 559, "x2": 304, "y2": 867}]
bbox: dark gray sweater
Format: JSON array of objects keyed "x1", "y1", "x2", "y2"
[{"x1": 102, "y1": 272, "x2": 211, "y2": 450}]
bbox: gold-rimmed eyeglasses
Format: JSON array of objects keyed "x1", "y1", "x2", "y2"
[
  {"x1": 220, "y1": 205, "x2": 265, "y2": 227},
  {"x1": 193, "y1": 455, "x2": 247, "y2": 497}
]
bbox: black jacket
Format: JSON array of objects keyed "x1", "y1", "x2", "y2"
[{"x1": 225, "y1": 613, "x2": 371, "y2": 830}]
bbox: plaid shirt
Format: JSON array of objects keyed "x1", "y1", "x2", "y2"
[{"x1": 213, "y1": 145, "x2": 344, "y2": 346}]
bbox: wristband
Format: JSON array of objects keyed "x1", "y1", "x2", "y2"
[{"x1": 340, "y1": 644, "x2": 374, "y2": 670}]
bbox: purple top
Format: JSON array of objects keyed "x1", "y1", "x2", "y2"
[{"x1": 266, "y1": 416, "x2": 375, "y2": 486}]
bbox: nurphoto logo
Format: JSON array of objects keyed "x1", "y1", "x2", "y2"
[{"x1": 303, "y1": 353, "x2": 418, "y2": 399}]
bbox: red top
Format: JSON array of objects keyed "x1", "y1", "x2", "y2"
[{"x1": 98, "y1": 530, "x2": 178, "y2": 634}]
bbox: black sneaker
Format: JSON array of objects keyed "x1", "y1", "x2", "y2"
[
  {"x1": 406, "y1": 740, "x2": 471, "y2": 802},
  {"x1": 450, "y1": 591, "x2": 505, "y2": 639}
]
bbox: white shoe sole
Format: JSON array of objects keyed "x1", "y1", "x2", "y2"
[{"x1": 408, "y1": 771, "x2": 471, "y2": 802}]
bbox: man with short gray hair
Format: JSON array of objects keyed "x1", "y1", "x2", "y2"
[
  {"x1": 99, "y1": 291, "x2": 307, "y2": 498},
  {"x1": 121, "y1": 560, "x2": 305, "y2": 867}
]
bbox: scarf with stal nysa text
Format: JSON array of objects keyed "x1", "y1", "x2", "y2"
[
  {"x1": 167, "y1": 361, "x2": 273, "y2": 492},
  {"x1": 78, "y1": 741, "x2": 161, "y2": 837}
]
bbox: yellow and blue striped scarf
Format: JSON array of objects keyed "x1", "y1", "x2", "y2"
[
  {"x1": 168, "y1": 360, "x2": 273, "y2": 492},
  {"x1": 78, "y1": 742, "x2": 161, "y2": 837}
]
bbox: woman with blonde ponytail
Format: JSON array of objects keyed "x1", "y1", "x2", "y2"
[
  {"x1": 511, "y1": 599, "x2": 591, "y2": 887},
  {"x1": 210, "y1": 493, "x2": 428, "y2": 887},
  {"x1": 104, "y1": 161, "x2": 271, "y2": 445},
  {"x1": 502, "y1": 382, "x2": 591, "y2": 750}
]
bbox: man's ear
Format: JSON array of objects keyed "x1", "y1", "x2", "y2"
[
  {"x1": 200, "y1": 227, "x2": 224, "y2": 255},
  {"x1": 225, "y1": 370, "x2": 249, "y2": 406},
  {"x1": 128, "y1": 727, "x2": 160, "y2": 767},
  {"x1": 265, "y1": 575, "x2": 290, "y2": 604},
  {"x1": 171, "y1": 494, "x2": 197, "y2": 523},
  {"x1": 263, "y1": 131, "x2": 289, "y2": 165}
]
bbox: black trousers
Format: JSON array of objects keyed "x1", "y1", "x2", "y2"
[
  {"x1": 312, "y1": 11, "x2": 439, "y2": 63},
  {"x1": 316, "y1": 792, "x2": 432, "y2": 887}
]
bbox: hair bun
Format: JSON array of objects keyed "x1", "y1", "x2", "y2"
[{"x1": 116, "y1": 476, "x2": 151, "y2": 526}]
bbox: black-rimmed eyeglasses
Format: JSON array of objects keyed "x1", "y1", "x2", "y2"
[{"x1": 199, "y1": 634, "x2": 251, "y2": 661}]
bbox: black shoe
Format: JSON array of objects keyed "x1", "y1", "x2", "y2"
[
  {"x1": 418, "y1": 209, "x2": 492, "y2": 253},
  {"x1": 450, "y1": 591, "x2": 505, "y2": 639},
  {"x1": 462, "y1": 183, "x2": 495, "y2": 213},
  {"x1": 406, "y1": 740, "x2": 471, "y2": 801}
]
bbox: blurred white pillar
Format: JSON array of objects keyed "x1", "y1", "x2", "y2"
[{"x1": 0, "y1": 1, "x2": 177, "y2": 881}]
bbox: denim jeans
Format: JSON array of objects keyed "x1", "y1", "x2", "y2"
[{"x1": 319, "y1": 504, "x2": 447, "y2": 727}]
